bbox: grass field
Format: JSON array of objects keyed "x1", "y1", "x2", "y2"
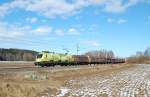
[{"x1": 0, "y1": 63, "x2": 150, "y2": 97}]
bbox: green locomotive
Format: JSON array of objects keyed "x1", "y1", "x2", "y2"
[{"x1": 34, "y1": 51, "x2": 74, "y2": 67}]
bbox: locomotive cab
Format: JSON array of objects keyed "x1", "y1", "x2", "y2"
[{"x1": 34, "y1": 51, "x2": 54, "y2": 66}]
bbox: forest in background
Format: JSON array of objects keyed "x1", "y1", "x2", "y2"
[{"x1": 0, "y1": 48, "x2": 38, "y2": 61}]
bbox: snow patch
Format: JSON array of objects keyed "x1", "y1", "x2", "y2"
[{"x1": 56, "y1": 87, "x2": 70, "y2": 97}]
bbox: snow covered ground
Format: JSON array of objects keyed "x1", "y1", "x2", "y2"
[
  {"x1": 66, "y1": 64, "x2": 150, "y2": 97},
  {"x1": 37, "y1": 64, "x2": 150, "y2": 97}
]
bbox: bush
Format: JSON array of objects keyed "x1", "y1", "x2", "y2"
[{"x1": 127, "y1": 56, "x2": 150, "y2": 64}]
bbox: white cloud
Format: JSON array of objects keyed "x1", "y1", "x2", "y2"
[
  {"x1": 0, "y1": 22, "x2": 27, "y2": 39},
  {"x1": 0, "y1": 0, "x2": 143, "y2": 18},
  {"x1": 104, "y1": 0, "x2": 141, "y2": 13},
  {"x1": 0, "y1": 4, "x2": 9, "y2": 17},
  {"x1": 107, "y1": 18, "x2": 127, "y2": 24},
  {"x1": 0, "y1": 21, "x2": 56, "y2": 47},
  {"x1": 117, "y1": 19, "x2": 127, "y2": 24},
  {"x1": 54, "y1": 28, "x2": 80, "y2": 36},
  {"x1": 68, "y1": 28, "x2": 80, "y2": 35},
  {"x1": 83, "y1": 40, "x2": 100, "y2": 47},
  {"x1": 0, "y1": 0, "x2": 30, "y2": 17},
  {"x1": 31, "y1": 26, "x2": 52, "y2": 35},
  {"x1": 104, "y1": 0, "x2": 126, "y2": 13},
  {"x1": 26, "y1": 17, "x2": 38, "y2": 23},
  {"x1": 0, "y1": 21, "x2": 52, "y2": 37},
  {"x1": 55, "y1": 29, "x2": 64, "y2": 36},
  {"x1": 107, "y1": 18, "x2": 114, "y2": 23}
]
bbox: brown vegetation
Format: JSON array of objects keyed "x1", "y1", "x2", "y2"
[
  {"x1": 127, "y1": 56, "x2": 150, "y2": 64},
  {"x1": 127, "y1": 47, "x2": 150, "y2": 64}
]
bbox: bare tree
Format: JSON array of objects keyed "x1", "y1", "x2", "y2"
[{"x1": 85, "y1": 49, "x2": 115, "y2": 58}]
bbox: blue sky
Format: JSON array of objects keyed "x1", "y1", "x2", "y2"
[{"x1": 0, "y1": 0, "x2": 150, "y2": 57}]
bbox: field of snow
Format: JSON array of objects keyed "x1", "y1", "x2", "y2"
[
  {"x1": 37, "y1": 64, "x2": 150, "y2": 97},
  {"x1": 64, "y1": 64, "x2": 150, "y2": 97}
]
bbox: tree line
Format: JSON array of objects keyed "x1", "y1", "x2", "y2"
[
  {"x1": 127, "y1": 47, "x2": 150, "y2": 63},
  {"x1": 0, "y1": 48, "x2": 38, "y2": 61},
  {"x1": 84, "y1": 49, "x2": 115, "y2": 59}
]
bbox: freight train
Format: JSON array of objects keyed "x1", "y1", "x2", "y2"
[{"x1": 34, "y1": 51, "x2": 125, "y2": 67}]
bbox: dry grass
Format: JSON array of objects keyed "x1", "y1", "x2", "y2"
[
  {"x1": 0, "y1": 63, "x2": 134, "y2": 97},
  {"x1": 127, "y1": 56, "x2": 150, "y2": 64}
]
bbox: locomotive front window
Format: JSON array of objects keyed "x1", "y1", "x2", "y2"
[{"x1": 37, "y1": 54, "x2": 43, "y2": 58}]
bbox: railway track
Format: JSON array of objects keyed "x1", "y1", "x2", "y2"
[
  {"x1": 0, "y1": 64, "x2": 101, "y2": 74},
  {"x1": 0, "y1": 60, "x2": 123, "y2": 74}
]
